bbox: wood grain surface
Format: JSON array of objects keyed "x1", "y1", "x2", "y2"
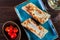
[
  {"x1": 0, "y1": 0, "x2": 60, "y2": 40},
  {"x1": 0, "y1": 0, "x2": 28, "y2": 40}
]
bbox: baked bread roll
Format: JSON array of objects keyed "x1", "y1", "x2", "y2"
[
  {"x1": 22, "y1": 3, "x2": 50, "y2": 24},
  {"x1": 21, "y1": 18, "x2": 48, "y2": 39}
]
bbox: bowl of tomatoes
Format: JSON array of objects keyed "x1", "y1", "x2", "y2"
[{"x1": 2, "y1": 21, "x2": 21, "y2": 40}]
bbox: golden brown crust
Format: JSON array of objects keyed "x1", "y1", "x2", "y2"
[
  {"x1": 21, "y1": 18, "x2": 48, "y2": 39},
  {"x1": 22, "y1": 3, "x2": 50, "y2": 24}
]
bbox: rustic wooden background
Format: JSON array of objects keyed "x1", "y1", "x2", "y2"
[
  {"x1": 0, "y1": 0, "x2": 28, "y2": 40},
  {"x1": 0, "y1": 0, "x2": 60, "y2": 40}
]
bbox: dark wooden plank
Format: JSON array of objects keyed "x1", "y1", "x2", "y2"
[
  {"x1": 0, "y1": 0, "x2": 26, "y2": 7},
  {"x1": 0, "y1": 0, "x2": 60, "y2": 40},
  {"x1": 0, "y1": 0, "x2": 29, "y2": 40}
]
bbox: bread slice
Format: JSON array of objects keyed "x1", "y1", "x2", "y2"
[
  {"x1": 22, "y1": 3, "x2": 50, "y2": 24},
  {"x1": 21, "y1": 18, "x2": 48, "y2": 39}
]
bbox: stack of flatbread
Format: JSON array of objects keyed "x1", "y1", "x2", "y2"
[{"x1": 21, "y1": 3, "x2": 50, "y2": 39}]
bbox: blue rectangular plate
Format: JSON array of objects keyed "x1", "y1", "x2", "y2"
[{"x1": 15, "y1": 0, "x2": 58, "y2": 40}]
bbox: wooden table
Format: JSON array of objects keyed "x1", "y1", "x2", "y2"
[
  {"x1": 0, "y1": 0, "x2": 28, "y2": 40},
  {"x1": 0, "y1": 0, "x2": 60, "y2": 40}
]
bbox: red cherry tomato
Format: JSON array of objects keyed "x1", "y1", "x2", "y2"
[
  {"x1": 10, "y1": 33, "x2": 17, "y2": 39},
  {"x1": 5, "y1": 25, "x2": 13, "y2": 32},
  {"x1": 13, "y1": 28, "x2": 18, "y2": 33},
  {"x1": 8, "y1": 32, "x2": 12, "y2": 36},
  {"x1": 9, "y1": 25, "x2": 13, "y2": 30},
  {"x1": 5, "y1": 27, "x2": 10, "y2": 32},
  {"x1": 6, "y1": 28, "x2": 13, "y2": 33}
]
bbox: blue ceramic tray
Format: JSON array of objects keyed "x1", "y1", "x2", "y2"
[{"x1": 15, "y1": 0, "x2": 58, "y2": 40}]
